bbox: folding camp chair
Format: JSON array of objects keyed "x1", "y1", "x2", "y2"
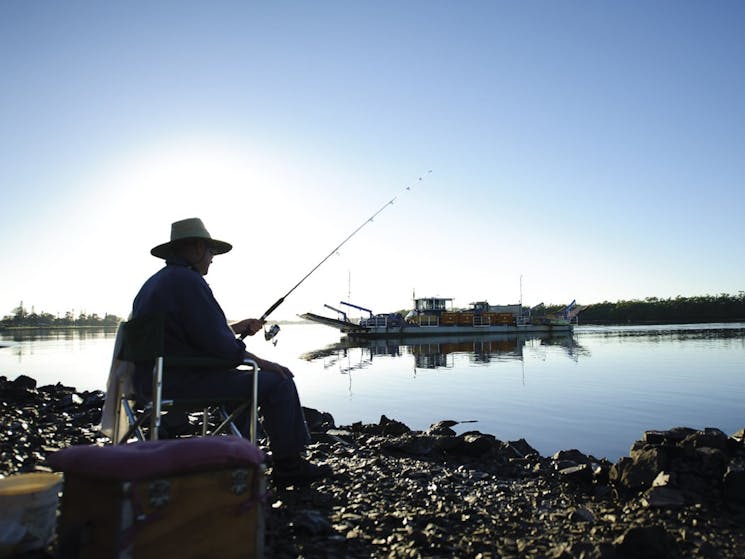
[{"x1": 110, "y1": 313, "x2": 260, "y2": 445}]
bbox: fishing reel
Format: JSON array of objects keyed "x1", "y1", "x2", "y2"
[{"x1": 264, "y1": 323, "x2": 280, "y2": 345}]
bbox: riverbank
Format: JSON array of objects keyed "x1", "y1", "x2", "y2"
[{"x1": 2, "y1": 374, "x2": 744, "y2": 558}]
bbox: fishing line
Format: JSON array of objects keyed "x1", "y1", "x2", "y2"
[{"x1": 241, "y1": 170, "x2": 432, "y2": 340}]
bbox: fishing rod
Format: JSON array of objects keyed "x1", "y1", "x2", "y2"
[{"x1": 240, "y1": 170, "x2": 432, "y2": 341}]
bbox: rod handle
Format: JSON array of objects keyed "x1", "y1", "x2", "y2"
[
  {"x1": 238, "y1": 297, "x2": 285, "y2": 340},
  {"x1": 261, "y1": 297, "x2": 285, "y2": 321}
]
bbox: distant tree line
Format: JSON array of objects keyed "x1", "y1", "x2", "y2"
[
  {"x1": 573, "y1": 292, "x2": 745, "y2": 324},
  {"x1": 1, "y1": 302, "x2": 122, "y2": 329},
  {"x1": 3, "y1": 293, "x2": 744, "y2": 329}
]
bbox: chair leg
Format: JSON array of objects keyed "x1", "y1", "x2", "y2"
[
  {"x1": 214, "y1": 404, "x2": 249, "y2": 437},
  {"x1": 113, "y1": 399, "x2": 122, "y2": 446},
  {"x1": 150, "y1": 358, "x2": 164, "y2": 440},
  {"x1": 239, "y1": 358, "x2": 260, "y2": 444},
  {"x1": 118, "y1": 401, "x2": 148, "y2": 444},
  {"x1": 250, "y1": 363, "x2": 259, "y2": 444}
]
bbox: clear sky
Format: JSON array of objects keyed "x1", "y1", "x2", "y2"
[{"x1": 1, "y1": 1, "x2": 743, "y2": 322}]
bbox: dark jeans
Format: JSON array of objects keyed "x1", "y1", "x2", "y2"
[{"x1": 136, "y1": 367, "x2": 311, "y2": 459}]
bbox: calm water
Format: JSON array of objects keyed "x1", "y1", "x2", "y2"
[{"x1": 1, "y1": 323, "x2": 743, "y2": 461}]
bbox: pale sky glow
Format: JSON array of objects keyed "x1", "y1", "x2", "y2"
[{"x1": 1, "y1": 2, "x2": 743, "y2": 322}]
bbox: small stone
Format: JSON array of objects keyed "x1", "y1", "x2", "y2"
[
  {"x1": 652, "y1": 471, "x2": 671, "y2": 487},
  {"x1": 568, "y1": 507, "x2": 595, "y2": 523}
]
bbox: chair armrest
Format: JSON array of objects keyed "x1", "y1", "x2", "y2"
[{"x1": 165, "y1": 356, "x2": 243, "y2": 369}]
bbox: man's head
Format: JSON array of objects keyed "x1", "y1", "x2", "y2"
[{"x1": 151, "y1": 218, "x2": 232, "y2": 275}]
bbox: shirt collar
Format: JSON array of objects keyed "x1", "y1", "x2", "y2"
[{"x1": 165, "y1": 255, "x2": 193, "y2": 268}]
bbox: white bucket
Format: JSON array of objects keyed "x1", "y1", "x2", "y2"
[{"x1": 0, "y1": 472, "x2": 63, "y2": 558}]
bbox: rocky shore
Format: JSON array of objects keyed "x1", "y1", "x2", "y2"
[{"x1": 2, "y1": 373, "x2": 744, "y2": 558}]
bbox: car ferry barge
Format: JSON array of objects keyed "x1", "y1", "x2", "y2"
[{"x1": 301, "y1": 297, "x2": 581, "y2": 339}]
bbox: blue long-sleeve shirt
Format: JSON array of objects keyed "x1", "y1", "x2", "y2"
[{"x1": 131, "y1": 257, "x2": 246, "y2": 391}]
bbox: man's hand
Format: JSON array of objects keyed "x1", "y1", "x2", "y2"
[
  {"x1": 245, "y1": 351, "x2": 293, "y2": 379},
  {"x1": 232, "y1": 318, "x2": 264, "y2": 337},
  {"x1": 264, "y1": 361, "x2": 293, "y2": 379}
]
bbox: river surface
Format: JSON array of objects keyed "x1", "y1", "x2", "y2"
[{"x1": 1, "y1": 322, "x2": 743, "y2": 461}]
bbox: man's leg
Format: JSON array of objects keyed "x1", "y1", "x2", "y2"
[{"x1": 161, "y1": 369, "x2": 310, "y2": 457}]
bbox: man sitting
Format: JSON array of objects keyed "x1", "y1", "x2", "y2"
[{"x1": 130, "y1": 217, "x2": 330, "y2": 484}]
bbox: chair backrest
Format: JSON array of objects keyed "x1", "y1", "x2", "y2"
[
  {"x1": 118, "y1": 313, "x2": 166, "y2": 363},
  {"x1": 118, "y1": 313, "x2": 242, "y2": 369}
]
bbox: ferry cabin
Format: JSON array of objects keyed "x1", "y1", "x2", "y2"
[{"x1": 409, "y1": 297, "x2": 524, "y2": 328}]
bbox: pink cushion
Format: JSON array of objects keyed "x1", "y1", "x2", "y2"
[{"x1": 48, "y1": 436, "x2": 264, "y2": 480}]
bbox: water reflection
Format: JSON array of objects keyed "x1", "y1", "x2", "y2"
[
  {"x1": 300, "y1": 332, "x2": 589, "y2": 371},
  {"x1": 0, "y1": 328, "x2": 118, "y2": 390},
  {"x1": 578, "y1": 323, "x2": 745, "y2": 342},
  {"x1": 1, "y1": 327, "x2": 117, "y2": 344}
]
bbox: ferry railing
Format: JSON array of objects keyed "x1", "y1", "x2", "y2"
[
  {"x1": 418, "y1": 315, "x2": 439, "y2": 327},
  {"x1": 473, "y1": 315, "x2": 491, "y2": 327},
  {"x1": 361, "y1": 316, "x2": 389, "y2": 328}
]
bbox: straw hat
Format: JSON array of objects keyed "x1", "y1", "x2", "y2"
[{"x1": 150, "y1": 218, "x2": 233, "y2": 259}]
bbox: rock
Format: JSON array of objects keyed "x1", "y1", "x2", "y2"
[
  {"x1": 508, "y1": 438, "x2": 539, "y2": 458},
  {"x1": 291, "y1": 509, "x2": 331, "y2": 535},
  {"x1": 682, "y1": 427, "x2": 729, "y2": 451},
  {"x1": 612, "y1": 445, "x2": 675, "y2": 492},
  {"x1": 315, "y1": 429, "x2": 355, "y2": 446},
  {"x1": 568, "y1": 507, "x2": 595, "y2": 523},
  {"x1": 11, "y1": 374, "x2": 37, "y2": 390},
  {"x1": 426, "y1": 420, "x2": 458, "y2": 436},
  {"x1": 610, "y1": 454, "x2": 658, "y2": 493},
  {"x1": 456, "y1": 432, "x2": 496, "y2": 457},
  {"x1": 723, "y1": 460, "x2": 745, "y2": 502},
  {"x1": 643, "y1": 429, "x2": 668, "y2": 445},
  {"x1": 433, "y1": 435, "x2": 462, "y2": 453},
  {"x1": 629, "y1": 444, "x2": 673, "y2": 471},
  {"x1": 303, "y1": 407, "x2": 335, "y2": 432},
  {"x1": 731, "y1": 427, "x2": 745, "y2": 444},
  {"x1": 553, "y1": 448, "x2": 593, "y2": 466},
  {"x1": 383, "y1": 434, "x2": 437, "y2": 456},
  {"x1": 378, "y1": 415, "x2": 410, "y2": 436},
  {"x1": 613, "y1": 525, "x2": 678, "y2": 559},
  {"x1": 642, "y1": 485, "x2": 685, "y2": 508},
  {"x1": 693, "y1": 446, "x2": 728, "y2": 479},
  {"x1": 55, "y1": 393, "x2": 84, "y2": 409},
  {"x1": 663, "y1": 426, "x2": 698, "y2": 443},
  {"x1": 81, "y1": 391, "x2": 106, "y2": 409},
  {"x1": 695, "y1": 541, "x2": 725, "y2": 559},
  {"x1": 593, "y1": 461, "x2": 611, "y2": 485},
  {"x1": 652, "y1": 471, "x2": 671, "y2": 487},
  {"x1": 559, "y1": 464, "x2": 593, "y2": 485}
]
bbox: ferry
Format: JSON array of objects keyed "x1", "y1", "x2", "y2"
[{"x1": 300, "y1": 297, "x2": 583, "y2": 339}]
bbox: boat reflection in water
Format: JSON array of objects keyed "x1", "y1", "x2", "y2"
[{"x1": 300, "y1": 331, "x2": 588, "y2": 372}]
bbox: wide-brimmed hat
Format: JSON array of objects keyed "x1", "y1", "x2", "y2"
[{"x1": 150, "y1": 218, "x2": 232, "y2": 259}]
